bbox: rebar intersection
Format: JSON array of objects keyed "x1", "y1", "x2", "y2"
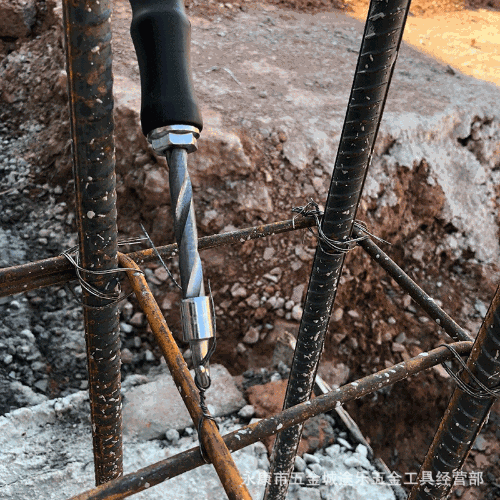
[
  {"x1": 2, "y1": 0, "x2": 500, "y2": 498},
  {"x1": 1, "y1": 210, "x2": 499, "y2": 499},
  {"x1": 1, "y1": 212, "x2": 496, "y2": 500}
]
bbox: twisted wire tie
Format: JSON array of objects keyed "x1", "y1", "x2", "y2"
[
  {"x1": 440, "y1": 343, "x2": 500, "y2": 399},
  {"x1": 292, "y1": 199, "x2": 389, "y2": 253}
]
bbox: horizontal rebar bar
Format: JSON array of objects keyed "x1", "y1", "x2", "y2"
[
  {"x1": 353, "y1": 226, "x2": 473, "y2": 343},
  {"x1": 118, "y1": 253, "x2": 251, "y2": 500},
  {"x1": 69, "y1": 341, "x2": 473, "y2": 500},
  {"x1": 0, "y1": 217, "x2": 315, "y2": 298}
]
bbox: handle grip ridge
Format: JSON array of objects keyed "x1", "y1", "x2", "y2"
[{"x1": 129, "y1": 0, "x2": 203, "y2": 136}]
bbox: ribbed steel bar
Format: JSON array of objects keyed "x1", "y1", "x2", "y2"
[
  {"x1": 69, "y1": 342, "x2": 473, "y2": 500},
  {"x1": 0, "y1": 216, "x2": 316, "y2": 297},
  {"x1": 62, "y1": 0, "x2": 122, "y2": 484},
  {"x1": 409, "y1": 287, "x2": 500, "y2": 500},
  {"x1": 353, "y1": 226, "x2": 472, "y2": 342},
  {"x1": 264, "y1": 1, "x2": 412, "y2": 499},
  {"x1": 117, "y1": 253, "x2": 252, "y2": 500}
]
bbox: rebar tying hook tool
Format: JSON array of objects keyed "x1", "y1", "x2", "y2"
[{"x1": 128, "y1": 0, "x2": 214, "y2": 390}]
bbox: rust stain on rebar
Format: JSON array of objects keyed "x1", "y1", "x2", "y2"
[
  {"x1": 0, "y1": 217, "x2": 316, "y2": 297},
  {"x1": 118, "y1": 253, "x2": 251, "y2": 500}
]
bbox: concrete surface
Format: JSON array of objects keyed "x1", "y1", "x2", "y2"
[{"x1": 123, "y1": 364, "x2": 247, "y2": 440}]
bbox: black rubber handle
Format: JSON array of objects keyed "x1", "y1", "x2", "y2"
[{"x1": 129, "y1": 0, "x2": 203, "y2": 137}]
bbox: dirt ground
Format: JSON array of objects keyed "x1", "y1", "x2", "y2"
[
  {"x1": 1, "y1": 0, "x2": 500, "y2": 498},
  {"x1": 349, "y1": 0, "x2": 500, "y2": 88}
]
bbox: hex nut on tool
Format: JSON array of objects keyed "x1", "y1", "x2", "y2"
[{"x1": 148, "y1": 125, "x2": 200, "y2": 155}]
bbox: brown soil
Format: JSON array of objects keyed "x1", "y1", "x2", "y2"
[
  {"x1": 187, "y1": 0, "x2": 345, "y2": 16},
  {"x1": 184, "y1": 0, "x2": 500, "y2": 18},
  {"x1": 349, "y1": 0, "x2": 500, "y2": 87}
]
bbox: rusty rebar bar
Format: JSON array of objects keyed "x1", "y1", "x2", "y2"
[
  {"x1": 0, "y1": 213, "x2": 472, "y2": 347},
  {"x1": 117, "y1": 252, "x2": 251, "y2": 500},
  {"x1": 353, "y1": 226, "x2": 472, "y2": 342},
  {"x1": 265, "y1": 1, "x2": 413, "y2": 498},
  {"x1": 69, "y1": 341, "x2": 473, "y2": 500},
  {"x1": 62, "y1": 0, "x2": 122, "y2": 484},
  {"x1": 408, "y1": 287, "x2": 500, "y2": 500},
  {"x1": 0, "y1": 217, "x2": 315, "y2": 297}
]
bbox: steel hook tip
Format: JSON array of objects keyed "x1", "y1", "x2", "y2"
[
  {"x1": 195, "y1": 364, "x2": 211, "y2": 391},
  {"x1": 191, "y1": 339, "x2": 211, "y2": 387}
]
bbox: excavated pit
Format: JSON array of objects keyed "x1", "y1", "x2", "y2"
[{"x1": 1, "y1": 1, "x2": 500, "y2": 499}]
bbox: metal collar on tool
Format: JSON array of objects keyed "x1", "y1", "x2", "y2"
[{"x1": 148, "y1": 125, "x2": 200, "y2": 155}]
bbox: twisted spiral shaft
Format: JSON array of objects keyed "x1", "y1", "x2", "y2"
[
  {"x1": 167, "y1": 147, "x2": 210, "y2": 388},
  {"x1": 167, "y1": 148, "x2": 205, "y2": 299}
]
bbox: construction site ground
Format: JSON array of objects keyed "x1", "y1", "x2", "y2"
[{"x1": 1, "y1": 0, "x2": 500, "y2": 498}]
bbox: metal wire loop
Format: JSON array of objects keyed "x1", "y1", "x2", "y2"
[
  {"x1": 292, "y1": 199, "x2": 389, "y2": 254},
  {"x1": 61, "y1": 245, "x2": 145, "y2": 309},
  {"x1": 440, "y1": 343, "x2": 500, "y2": 399}
]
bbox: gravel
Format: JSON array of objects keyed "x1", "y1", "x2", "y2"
[
  {"x1": 165, "y1": 428, "x2": 180, "y2": 444},
  {"x1": 238, "y1": 404, "x2": 256, "y2": 419},
  {"x1": 0, "y1": 124, "x2": 173, "y2": 416},
  {"x1": 295, "y1": 456, "x2": 307, "y2": 472}
]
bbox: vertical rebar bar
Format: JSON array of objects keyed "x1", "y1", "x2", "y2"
[
  {"x1": 62, "y1": 0, "x2": 122, "y2": 484},
  {"x1": 264, "y1": 1, "x2": 412, "y2": 498},
  {"x1": 408, "y1": 287, "x2": 500, "y2": 500}
]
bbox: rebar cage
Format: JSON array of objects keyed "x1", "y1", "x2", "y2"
[{"x1": 1, "y1": 1, "x2": 499, "y2": 500}]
